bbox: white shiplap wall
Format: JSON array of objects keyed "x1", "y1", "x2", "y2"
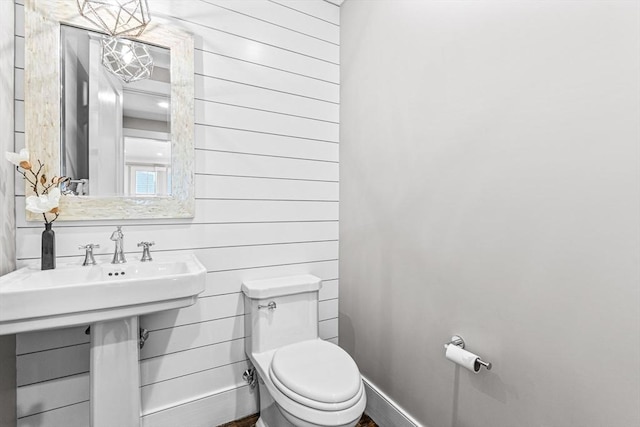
[
  {"x1": 12, "y1": 1, "x2": 340, "y2": 425},
  {"x1": 1, "y1": 2, "x2": 17, "y2": 426}
]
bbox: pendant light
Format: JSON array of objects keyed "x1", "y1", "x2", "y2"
[
  {"x1": 77, "y1": 0, "x2": 151, "y2": 37},
  {"x1": 101, "y1": 36, "x2": 154, "y2": 83}
]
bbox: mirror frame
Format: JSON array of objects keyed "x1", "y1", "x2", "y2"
[{"x1": 25, "y1": 0, "x2": 195, "y2": 220}]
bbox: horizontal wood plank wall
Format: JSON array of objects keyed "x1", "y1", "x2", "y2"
[{"x1": 13, "y1": 0, "x2": 340, "y2": 425}]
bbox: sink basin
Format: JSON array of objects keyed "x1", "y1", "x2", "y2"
[{"x1": 0, "y1": 252, "x2": 206, "y2": 335}]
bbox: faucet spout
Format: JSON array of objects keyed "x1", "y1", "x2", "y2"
[{"x1": 110, "y1": 226, "x2": 126, "y2": 264}]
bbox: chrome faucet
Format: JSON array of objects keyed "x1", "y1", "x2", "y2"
[
  {"x1": 137, "y1": 241, "x2": 155, "y2": 262},
  {"x1": 110, "y1": 226, "x2": 126, "y2": 264},
  {"x1": 79, "y1": 243, "x2": 100, "y2": 266}
]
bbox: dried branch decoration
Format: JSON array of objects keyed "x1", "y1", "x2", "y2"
[{"x1": 5, "y1": 149, "x2": 70, "y2": 224}]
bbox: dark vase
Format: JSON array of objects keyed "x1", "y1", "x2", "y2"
[{"x1": 41, "y1": 222, "x2": 56, "y2": 270}]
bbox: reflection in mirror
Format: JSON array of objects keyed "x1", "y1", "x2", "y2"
[{"x1": 60, "y1": 24, "x2": 171, "y2": 197}]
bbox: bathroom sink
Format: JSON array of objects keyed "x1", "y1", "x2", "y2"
[
  {"x1": 0, "y1": 252, "x2": 206, "y2": 335},
  {"x1": 1, "y1": 252, "x2": 206, "y2": 426}
]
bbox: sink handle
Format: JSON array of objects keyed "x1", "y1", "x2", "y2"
[
  {"x1": 137, "y1": 241, "x2": 155, "y2": 262},
  {"x1": 79, "y1": 244, "x2": 100, "y2": 266}
]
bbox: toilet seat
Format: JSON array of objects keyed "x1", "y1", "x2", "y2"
[
  {"x1": 250, "y1": 340, "x2": 367, "y2": 427},
  {"x1": 269, "y1": 340, "x2": 363, "y2": 411},
  {"x1": 271, "y1": 368, "x2": 365, "y2": 412}
]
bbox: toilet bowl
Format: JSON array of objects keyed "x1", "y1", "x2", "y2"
[{"x1": 242, "y1": 275, "x2": 366, "y2": 427}]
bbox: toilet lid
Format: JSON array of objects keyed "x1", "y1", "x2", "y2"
[{"x1": 270, "y1": 340, "x2": 361, "y2": 405}]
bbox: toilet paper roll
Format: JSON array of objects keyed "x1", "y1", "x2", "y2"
[{"x1": 445, "y1": 344, "x2": 481, "y2": 373}]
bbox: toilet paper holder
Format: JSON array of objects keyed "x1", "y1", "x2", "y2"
[{"x1": 444, "y1": 335, "x2": 492, "y2": 370}]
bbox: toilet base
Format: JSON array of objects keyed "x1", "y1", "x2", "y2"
[
  {"x1": 255, "y1": 375, "x2": 360, "y2": 427},
  {"x1": 256, "y1": 377, "x2": 295, "y2": 427}
]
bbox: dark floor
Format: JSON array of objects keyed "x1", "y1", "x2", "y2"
[{"x1": 218, "y1": 413, "x2": 378, "y2": 427}]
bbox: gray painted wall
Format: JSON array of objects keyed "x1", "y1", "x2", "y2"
[
  {"x1": 339, "y1": 1, "x2": 640, "y2": 426},
  {"x1": 0, "y1": 1, "x2": 17, "y2": 426}
]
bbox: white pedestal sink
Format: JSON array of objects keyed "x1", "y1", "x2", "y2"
[{"x1": 0, "y1": 252, "x2": 206, "y2": 427}]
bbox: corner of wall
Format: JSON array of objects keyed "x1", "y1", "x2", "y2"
[
  {"x1": 0, "y1": 0, "x2": 16, "y2": 277},
  {"x1": 0, "y1": 1, "x2": 17, "y2": 426},
  {"x1": 362, "y1": 376, "x2": 422, "y2": 427}
]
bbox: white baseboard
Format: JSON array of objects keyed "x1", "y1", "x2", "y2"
[
  {"x1": 141, "y1": 385, "x2": 258, "y2": 427},
  {"x1": 362, "y1": 376, "x2": 423, "y2": 427},
  {"x1": 140, "y1": 377, "x2": 420, "y2": 427}
]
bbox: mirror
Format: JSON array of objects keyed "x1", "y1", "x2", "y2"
[
  {"x1": 61, "y1": 25, "x2": 172, "y2": 197},
  {"x1": 25, "y1": 0, "x2": 194, "y2": 220}
]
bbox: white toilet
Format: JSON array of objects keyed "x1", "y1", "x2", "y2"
[{"x1": 242, "y1": 274, "x2": 366, "y2": 427}]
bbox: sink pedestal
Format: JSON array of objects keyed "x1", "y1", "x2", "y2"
[{"x1": 90, "y1": 316, "x2": 141, "y2": 427}]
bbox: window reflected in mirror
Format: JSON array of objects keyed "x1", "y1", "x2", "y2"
[{"x1": 124, "y1": 136, "x2": 171, "y2": 196}]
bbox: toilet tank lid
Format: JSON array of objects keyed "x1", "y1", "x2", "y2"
[{"x1": 242, "y1": 274, "x2": 322, "y2": 299}]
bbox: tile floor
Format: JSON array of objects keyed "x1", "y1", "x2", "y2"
[{"x1": 218, "y1": 413, "x2": 378, "y2": 427}]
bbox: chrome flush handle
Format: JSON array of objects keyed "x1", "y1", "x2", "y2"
[{"x1": 258, "y1": 301, "x2": 277, "y2": 310}]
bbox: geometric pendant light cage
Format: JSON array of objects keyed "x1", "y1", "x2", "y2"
[
  {"x1": 101, "y1": 36, "x2": 154, "y2": 83},
  {"x1": 77, "y1": 0, "x2": 154, "y2": 83},
  {"x1": 77, "y1": 0, "x2": 151, "y2": 37}
]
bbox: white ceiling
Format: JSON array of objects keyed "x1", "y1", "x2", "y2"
[{"x1": 124, "y1": 137, "x2": 171, "y2": 165}]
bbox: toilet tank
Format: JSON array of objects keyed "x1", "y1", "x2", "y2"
[{"x1": 242, "y1": 275, "x2": 322, "y2": 354}]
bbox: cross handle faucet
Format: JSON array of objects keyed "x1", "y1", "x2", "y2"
[
  {"x1": 79, "y1": 244, "x2": 100, "y2": 266},
  {"x1": 137, "y1": 241, "x2": 155, "y2": 262}
]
